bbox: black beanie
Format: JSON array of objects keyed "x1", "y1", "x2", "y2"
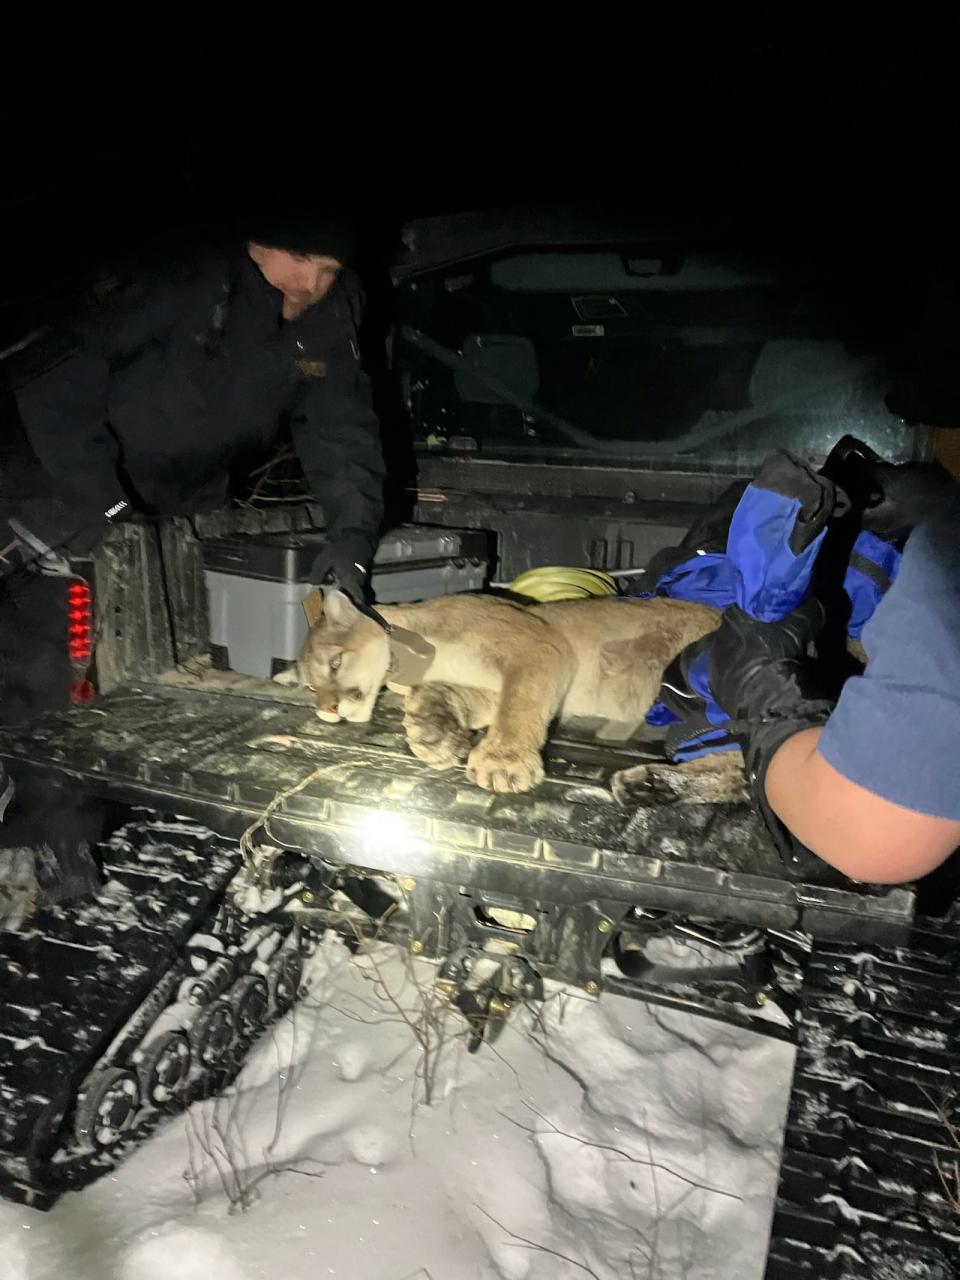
[{"x1": 241, "y1": 204, "x2": 359, "y2": 265}]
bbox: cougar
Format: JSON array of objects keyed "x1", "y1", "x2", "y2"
[{"x1": 292, "y1": 591, "x2": 735, "y2": 796}]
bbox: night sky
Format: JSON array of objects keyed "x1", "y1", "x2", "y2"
[{"x1": 1, "y1": 10, "x2": 957, "y2": 344}]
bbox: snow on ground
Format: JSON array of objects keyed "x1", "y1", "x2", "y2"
[{"x1": 1, "y1": 935, "x2": 794, "y2": 1280}]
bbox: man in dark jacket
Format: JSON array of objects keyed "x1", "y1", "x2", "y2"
[
  {"x1": 5, "y1": 210, "x2": 385, "y2": 597},
  {"x1": 0, "y1": 210, "x2": 386, "y2": 927}
]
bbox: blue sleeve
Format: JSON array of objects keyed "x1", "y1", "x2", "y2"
[{"x1": 818, "y1": 498, "x2": 960, "y2": 818}]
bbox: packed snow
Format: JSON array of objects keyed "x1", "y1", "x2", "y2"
[{"x1": 0, "y1": 935, "x2": 794, "y2": 1279}]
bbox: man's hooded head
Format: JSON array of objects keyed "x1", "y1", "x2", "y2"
[{"x1": 242, "y1": 205, "x2": 359, "y2": 320}]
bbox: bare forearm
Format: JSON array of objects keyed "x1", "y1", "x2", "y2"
[{"x1": 765, "y1": 728, "x2": 960, "y2": 883}]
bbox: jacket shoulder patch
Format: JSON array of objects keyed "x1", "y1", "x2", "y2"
[{"x1": 296, "y1": 358, "x2": 328, "y2": 378}]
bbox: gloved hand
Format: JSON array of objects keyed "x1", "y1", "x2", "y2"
[
  {"x1": 714, "y1": 600, "x2": 840, "y2": 877},
  {"x1": 2, "y1": 494, "x2": 123, "y2": 578},
  {"x1": 1, "y1": 457, "x2": 126, "y2": 577},
  {"x1": 659, "y1": 598, "x2": 840, "y2": 879},
  {"x1": 860, "y1": 459, "x2": 958, "y2": 542},
  {"x1": 708, "y1": 596, "x2": 831, "y2": 726},
  {"x1": 2, "y1": 515, "x2": 73, "y2": 578},
  {"x1": 822, "y1": 434, "x2": 959, "y2": 542},
  {"x1": 309, "y1": 544, "x2": 369, "y2": 603}
]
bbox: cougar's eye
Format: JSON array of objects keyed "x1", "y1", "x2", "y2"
[{"x1": 329, "y1": 653, "x2": 343, "y2": 672}]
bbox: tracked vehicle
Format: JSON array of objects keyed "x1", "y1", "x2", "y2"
[{"x1": 1, "y1": 213, "x2": 957, "y2": 1276}]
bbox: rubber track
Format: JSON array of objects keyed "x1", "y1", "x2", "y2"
[
  {"x1": 765, "y1": 917, "x2": 960, "y2": 1278},
  {"x1": 0, "y1": 815, "x2": 243, "y2": 1208}
]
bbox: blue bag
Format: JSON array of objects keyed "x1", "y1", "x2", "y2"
[{"x1": 646, "y1": 451, "x2": 902, "y2": 759}]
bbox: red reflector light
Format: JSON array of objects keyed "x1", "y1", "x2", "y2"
[
  {"x1": 69, "y1": 679, "x2": 96, "y2": 705},
  {"x1": 66, "y1": 577, "x2": 94, "y2": 689}
]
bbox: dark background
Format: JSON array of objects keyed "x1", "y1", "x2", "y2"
[{"x1": 2, "y1": 6, "x2": 958, "y2": 349}]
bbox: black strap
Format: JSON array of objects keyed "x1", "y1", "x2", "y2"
[
  {"x1": 847, "y1": 550, "x2": 894, "y2": 595},
  {"x1": 664, "y1": 716, "x2": 740, "y2": 759},
  {"x1": 355, "y1": 598, "x2": 391, "y2": 633}
]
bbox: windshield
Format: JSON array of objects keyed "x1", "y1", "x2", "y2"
[{"x1": 396, "y1": 244, "x2": 917, "y2": 471}]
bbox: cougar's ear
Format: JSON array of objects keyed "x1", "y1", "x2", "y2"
[{"x1": 321, "y1": 588, "x2": 362, "y2": 628}]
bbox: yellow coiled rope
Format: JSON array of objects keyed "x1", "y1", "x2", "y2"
[{"x1": 508, "y1": 566, "x2": 619, "y2": 602}]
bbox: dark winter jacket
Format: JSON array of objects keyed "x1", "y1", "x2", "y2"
[{"x1": 11, "y1": 249, "x2": 385, "y2": 575}]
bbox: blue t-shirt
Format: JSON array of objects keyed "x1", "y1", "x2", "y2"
[{"x1": 819, "y1": 498, "x2": 960, "y2": 819}]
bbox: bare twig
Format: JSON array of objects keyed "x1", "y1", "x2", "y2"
[
  {"x1": 184, "y1": 1091, "x2": 253, "y2": 1211},
  {"x1": 345, "y1": 923, "x2": 467, "y2": 1112},
  {"x1": 474, "y1": 1205, "x2": 602, "y2": 1280},
  {"x1": 483, "y1": 1038, "x2": 526, "y2": 1097},
  {"x1": 917, "y1": 1086, "x2": 960, "y2": 1214},
  {"x1": 522, "y1": 1027, "x2": 593, "y2": 1097},
  {"x1": 640, "y1": 1108, "x2": 662, "y2": 1280},
  {"x1": 497, "y1": 1101, "x2": 740, "y2": 1201},
  {"x1": 181, "y1": 976, "x2": 317, "y2": 1212},
  {"x1": 237, "y1": 493, "x2": 311, "y2": 505}
]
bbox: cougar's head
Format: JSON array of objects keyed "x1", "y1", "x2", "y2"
[{"x1": 297, "y1": 590, "x2": 391, "y2": 723}]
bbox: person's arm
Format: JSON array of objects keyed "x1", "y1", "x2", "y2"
[
  {"x1": 11, "y1": 274, "x2": 185, "y2": 545},
  {"x1": 10, "y1": 339, "x2": 128, "y2": 556},
  {"x1": 711, "y1": 498, "x2": 960, "y2": 884},
  {"x1": 289, "y1": 286, "x2": 385, "y2": 598},
  {"x1": 766, "y1": 726, "x2": 960, "y2": 882}
]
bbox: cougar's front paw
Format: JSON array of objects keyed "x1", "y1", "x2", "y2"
[
  {"x1": 466, "y1": 739, "x2": 545, "y2": 794},
  {"x1": 403, "y1": 688, "x2": 473, "y2": 769}
]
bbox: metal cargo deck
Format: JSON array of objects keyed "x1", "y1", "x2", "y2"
[{"x1": 0, "y1": 676, "x2": 916, "y2": 949}]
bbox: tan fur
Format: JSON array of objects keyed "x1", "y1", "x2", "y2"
[
  {"x1": 297, "y1": 592, "x2": 720, "y2": 794},
  {"x1": 611, "y1": 750, "x2": 749, "y2": 808}
]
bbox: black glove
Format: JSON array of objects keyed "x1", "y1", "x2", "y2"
[
  {"x1": 822, "y1": 434, "x2": 959, "y2": 542},
  {"x1": 309, "y1": 544, "x2": 368, "y2": 602},
  {"x1": 709, "y1": 597, "x2": 830, "y2": 726},
  {"x1": 1, "y1": 447, "x2": 128, "y2": 577},
  {"x1": 707, "y1": 600, "x2": 841, "y2": 880},
  {"x1": 861, "y1": 460, "x2": 958, "y2": 542}
]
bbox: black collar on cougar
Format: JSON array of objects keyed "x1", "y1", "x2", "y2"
[
  {"x1": 337, "y1": 593, "x2": 435, "y2": 686},
  {"x1": 348, "y1": 602, "x2": 436, "y2": 689},
  {"x1": 301, "y1": 587, "x2": 436, "y2": 693},
  {"x1": 354, "y1": 598, "x2": 390, "y2": 631}
]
